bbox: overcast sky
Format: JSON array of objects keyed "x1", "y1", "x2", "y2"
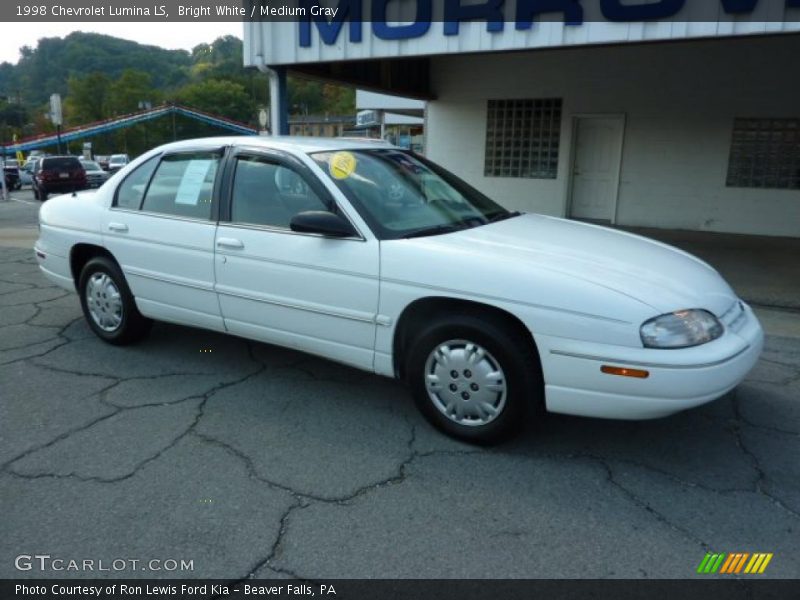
[{"x1": 0, "y1": 22, "x2": 245, "y2": 64}]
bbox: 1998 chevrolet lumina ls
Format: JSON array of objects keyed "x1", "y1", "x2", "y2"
[{"x1": 34, "y1": 137, "x2": 763, "y2": 442}]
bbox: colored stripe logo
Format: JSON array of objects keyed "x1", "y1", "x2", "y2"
[{"x1": 697, "y1": 552, "x2": 773, "y2": 574}]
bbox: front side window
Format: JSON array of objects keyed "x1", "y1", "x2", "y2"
[
  {"x1": 230, "y1": 156, "x2": 328, "y2": 228},
  {"x1": 115, "y1": 155, "x2": 159, "y2": 210},
  {"x1": 140, "y1": 152, "x2": 220, "y2": 219},
  {"x1": 311, "y1": 149, "x2": 511, "y2": 240}
]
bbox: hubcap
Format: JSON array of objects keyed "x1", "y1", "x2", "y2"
[
  {"x1": 424, "y1": 339, "x2": 507, "y2": 427},
  {"x1": 86, "y1": 273, "x2": 123, "y2": 332}
]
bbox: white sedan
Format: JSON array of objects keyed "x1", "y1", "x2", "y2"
[{"x1": 34, "y1": 137, "x2": 763, "y2": 443}]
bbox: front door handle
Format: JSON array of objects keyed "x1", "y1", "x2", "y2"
[
  {"x1": 216, "y1": 237, "x2": 244, "y2": 250},
  {"x1": 108, "y1": 222, "x2": 128, "y2": 233}
]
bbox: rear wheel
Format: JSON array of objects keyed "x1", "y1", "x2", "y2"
[
  {"x1": 405, "y1": 313, "x2": 543, "y2": 444},
  {"x1": 78, "y1": 256, "x2": 151, "y2": 345}
]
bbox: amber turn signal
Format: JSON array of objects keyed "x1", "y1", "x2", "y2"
[{"x1": 601, "y1": 365, "x2": 650, "y2": 379}]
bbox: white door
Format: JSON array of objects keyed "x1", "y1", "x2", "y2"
[
  {"x1": 213, "y1": 150, "x2": 380, "y2": 371},
  {"x1": 102, "y1": 149, "x2": 225, "y2": 331},
  {"x1": 569, "y1": 116, "x2": 625, "y2": 222}
]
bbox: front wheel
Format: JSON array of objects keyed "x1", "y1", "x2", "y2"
[
  {"x1": 78, "y1": 256, "x2": 151, "y2": 345},
  {"x1": 405, "y1": 313, "x2": 543, "y2": 444}
]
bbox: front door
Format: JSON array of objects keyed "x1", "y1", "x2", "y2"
[
  {"x1": 569, "y1": 116, "x2": 625, "y2": 223},
  {"x1": 213, "y1": 149, "x2": 380, "y2": 371}
]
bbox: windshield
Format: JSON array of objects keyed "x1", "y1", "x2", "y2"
[
  {"x1": 82, "y1": 161, "x2": 101, "y2": 171},
  {"x1": 311, "y1": 149, "x2": 512, "y2": 240}
]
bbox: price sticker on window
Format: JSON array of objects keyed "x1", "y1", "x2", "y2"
[{"x1": 329, "y1": 151, "x2": 357, "y2": 180}]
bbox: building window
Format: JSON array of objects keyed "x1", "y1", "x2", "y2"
[
  {"x1": 726, "y1": 118, "x2": 800, "y2": 189},
  {"x1": 485, "y1": 98, "x2": 562, "y2": 179}
]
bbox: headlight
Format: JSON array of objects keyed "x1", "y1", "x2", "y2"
[{"x1": 640, "y1": 309, "x2": 723, "y2": 349}]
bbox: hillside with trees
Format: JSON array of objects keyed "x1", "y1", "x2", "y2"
[{"x1": 0, "y1": 31, "x2": 355, "y2": 155}]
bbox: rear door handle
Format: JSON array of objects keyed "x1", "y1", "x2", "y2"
[
  {"x1": 108, "y1": 222, "x2": 128, "y2": 233},
  {"x1": 216, "y1": 237, "x2": 244, "y2": 250}
]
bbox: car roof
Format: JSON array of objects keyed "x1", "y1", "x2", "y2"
[{"x1": 153, "y1": 136, "x2": 395, "y2": 155}]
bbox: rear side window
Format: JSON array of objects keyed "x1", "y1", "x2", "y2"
[
  {"x1": 43, "y1": 158, "x2": 81, "y2": 171},
  {"x1": 140, "y1": 152, "x2": 220, "y2": 220},
  {"x1": 115, "y1": 156, "x2": 159, "y2": 210}
]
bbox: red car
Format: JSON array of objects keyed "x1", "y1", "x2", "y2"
[{"x1": 33, "y1": 156, "x2": 87, "y2": 201}]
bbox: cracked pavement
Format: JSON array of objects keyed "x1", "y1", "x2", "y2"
[{"x1": 1, "y1": 196, "x2": 799, "y2": 580}]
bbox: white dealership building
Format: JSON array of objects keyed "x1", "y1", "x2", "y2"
[{"x1": 244, "y1": 1, "x2": 800, "y2": 237}]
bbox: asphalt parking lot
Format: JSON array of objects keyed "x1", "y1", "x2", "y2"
[{"x1": 1, "y1": 190, "x2": 798, "y2": 579}]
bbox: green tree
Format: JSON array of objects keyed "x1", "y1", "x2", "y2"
[
  {"x1": 107, "y1": 69, "x2": 160, "y2": 115},
  {"x1": 174, "y1": 79, "x2": 255, "y2": 123},
  {"x1": 64, "y1": 72, "x2": 110, "y2": 124},
  {"x1": 287, "y1": 78, "x2": 355, "y2": 116}
]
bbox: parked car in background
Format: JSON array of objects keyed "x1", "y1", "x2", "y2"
[
  {"x1": 80, "y1": 159, "x2": 110, "y2": 188},
  {"x1": 107, "y1": 154, "x2": 129, "y2": 173},
  {"x1": 20, "y1": 158, "x2": 39, "y2": 187},
  {"x1": 2, "y1": 158, "x2": 22, "y2": 191},
  {"x1": 95, "y1": 155, "x2": 110, "y2": 171},
  {"x1": 33, "y1": 156, "x2": 87, "y2": 201},
  {"x1": 34, "y1": 137, "x2": 764, "y2": 443}
]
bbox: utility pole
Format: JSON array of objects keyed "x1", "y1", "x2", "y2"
[
  {"x1": 0, "y1": 134, "x2": 8, "y2": 202},
  {"x1": 138, "y1": 100, "x2": 152, "y2": 150},
  {"x1": 50, "y1": 94, "x2": 63, "y2": 154}
]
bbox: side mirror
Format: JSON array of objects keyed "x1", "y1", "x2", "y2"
[{"x1": 290, "y1": 211, "x2": 358, "y2": 238}]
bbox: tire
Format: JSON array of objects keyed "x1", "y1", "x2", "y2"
[
  {"x1": 40, "y1": 188, "x2": 48, "y2": 201},
  {"x1": 78, "y1": 256, "x2": 152, "y2": 345},
  {"x1": 405, "y1": 312, "x2": 543, "y2": 444},
  {"x1": 32, "y1": 186, "x2": 39, "y2": 200}
]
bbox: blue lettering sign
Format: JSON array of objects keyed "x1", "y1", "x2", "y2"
[
  {"x1": 600, "y1": 0, "x2": 684, "y2": 21},
  {"x1": 298, "y1": 0, "x2": 362, "y2": 47},
  {"x1": 444, "y1": 0, "x2": 504, "y2": 36},
  {"x1": 297, "y1": 0, "x2": 786, "y2": 47},
  {"x1": 373, "y1": 0, "x2": 432, "y2": 39},
  {"x1": 515, "y1": 0, "x2": 583, "y2": 29},
  {"x1": 719, "y1": 0, "x2": 760, "y2": 10}
]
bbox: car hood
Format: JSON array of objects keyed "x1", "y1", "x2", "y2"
[{"x1": 382, "y1": 214, "x2": 737, "y2": 316}]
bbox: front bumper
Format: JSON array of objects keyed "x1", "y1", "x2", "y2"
[{"x1": 538, "y1": 302, "x2": 764, "y2": 419}]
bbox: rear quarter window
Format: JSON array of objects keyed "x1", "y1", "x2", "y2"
[{"x1": 114, "y1": 156, "x2": 160, "y2": 210}]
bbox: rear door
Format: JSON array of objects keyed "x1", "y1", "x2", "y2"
[
  {"x1": 213, "y1": 147, "x2": 380, "y2": 370},
  {"x1": 102, "y1": 148, "x2": 226, "y2": 331}
]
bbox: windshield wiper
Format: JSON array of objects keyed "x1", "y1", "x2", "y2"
[
  {"x1": 402, "y1": 222, "x2": 470, "y2": 239},
  {"x1": 487, "y1": 210, "x2": 522, "y2": 223}
]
